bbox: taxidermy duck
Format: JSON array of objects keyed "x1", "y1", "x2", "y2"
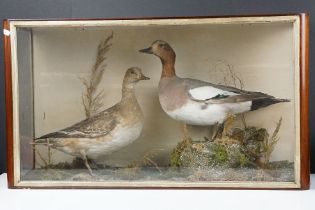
[
  {"x1": 139, "y1": 40, "x2": 289, "y2": 129},
  {"x1": 35, "y1": 67, "x2": 150, "y2": 175}
]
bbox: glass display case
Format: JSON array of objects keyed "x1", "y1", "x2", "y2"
[{"x1": 3, "y1": 14, "x2": 309, "y2": 189}]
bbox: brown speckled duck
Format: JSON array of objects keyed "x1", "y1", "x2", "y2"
[
  {"x1": 35, "y1": 67, "x2": 149, "y2": 175},
  {"x1": 139, "y1": 40, "x2": 289, "y2": 127}
]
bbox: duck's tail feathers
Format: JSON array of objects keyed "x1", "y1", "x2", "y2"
[
  {"x1": 30, "y1": 138, "x2": 52, "y2": 146},
  {"x1": 34, "y1": 138, "x2": 46, "y2": 143},
  {"x1": 250, "y1": 98, "x2": 290, "y2": 111}
]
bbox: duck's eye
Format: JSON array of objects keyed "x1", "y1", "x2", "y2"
[
  {"x1": 159, "y1": 43, "x2": 164, "y2": 47},
  {"x1": 131, "y1": 71, "x2": 136, "y2": 74}
]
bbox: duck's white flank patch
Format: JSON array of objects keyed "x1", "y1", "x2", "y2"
[
  {"x1": 165, "y1": 100, "x2": 251, "y2": 126},
  {"x1": 87, "y1": 122, "x2": 143, "y2": 159},
  {"x1": 188, "y1": 86, "x2": 237, "y2": 101},
  {"x1": 55, "y1": 122, "x2": 143, "y2": 159}
]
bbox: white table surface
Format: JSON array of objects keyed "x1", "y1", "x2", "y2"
[{"x1": 0, "y1": 173, "x2": 314, "y2": 210}]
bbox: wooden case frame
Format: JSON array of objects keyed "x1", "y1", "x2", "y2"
[{"x1": 3, "y1": 14, "x2": 310, "y2": 189}]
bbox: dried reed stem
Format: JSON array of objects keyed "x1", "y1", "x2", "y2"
[
  {"x1": 142, "y1": 149, "x2": 163, "y2": 173},
  {"x1": 81, "y1": 32, "x2": 114, "y2": 118},
  {"x1": 128, "y1": 149, "x2": 163, "y2": 173},
  {"x1": 263, "y1": 118, "x2": 282, "y2": 165}
]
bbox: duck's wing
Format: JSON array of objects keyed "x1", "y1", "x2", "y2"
[
  {"x1": 184, "y1": 78, "x2": 273, "y2": 104},
  {"x1": 36, "y1": 105, "x2": 119, "y2": 140}
]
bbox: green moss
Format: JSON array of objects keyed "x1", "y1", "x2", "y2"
[
  {"x1": 170, "y1": 137, "x2": 192, "y2": 167},
  {"x1": 170, "y1": 149, "x2": 182, "y2": 167},
  {"x1": 238, "y1": 152, "x2": 249, "y2": 167},
  {"x1": 169, "y1": 117, "x2": 283, "y2": 169},
  {"x1": 213, "y1": 144, "x2": 228, "y2": 164}
]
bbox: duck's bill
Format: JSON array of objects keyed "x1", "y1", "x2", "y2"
[
  {"x1": 140, "y1": 75, "x2": 150, "y2": 80},
  {"x1": 139, "y1": 47, "x2": 153, "y2": 54}
]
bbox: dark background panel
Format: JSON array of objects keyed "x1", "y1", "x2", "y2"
[
  {"x1": 0, "y1": 0, "x2": 72, "y2": 174},
  {"x1": 0, "y1": 0, "x2": 314, "y2": 174}
]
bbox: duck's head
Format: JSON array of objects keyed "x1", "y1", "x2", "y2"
[
  {"x1": 124, "y1": 67, "x2": 150, "y2": 84},
  {"x1": 139, "y1": 40, "x2": 175, "y2": 62}
]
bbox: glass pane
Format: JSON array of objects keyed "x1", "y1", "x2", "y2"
[{"x1": 16, "y1": 20, "x2": 297, "y2": 186}]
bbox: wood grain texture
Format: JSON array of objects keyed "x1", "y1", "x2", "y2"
[
  {"x1": 299, "y1": 13, "x2": 310, "y2": 190},
  {"x1": 3, "y1": 20, "x2": 14, "y2": 188}
]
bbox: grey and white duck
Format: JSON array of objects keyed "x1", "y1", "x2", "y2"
[
  {"x1": 139, "y1": 40, "x2": 289, "y2": 126},
  {"x1": 35, "y1": 67, "x2": 149, "y2": 175}
]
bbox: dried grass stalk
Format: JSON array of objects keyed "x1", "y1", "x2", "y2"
[
  {"x1": 211, "y1": 60, "x2": 247, "y2": 128},
  {"x1": 143, "y1": 150, "x2": 163, "y2": 173},
  {"x1": 34, "y1": 146, "x2": 48, "y2": 168},
  {"x1": 33, "y1": 143, "x2": 56, "y2": 169},
  {"x1": 128, "y1": 149, "x2": 163, "y2": 173},
  {"x1": 263, "y1": 117, "x2": 282, "y2": 165},
  {"x1": 81, "y1": 32, "x2": 114, "y2": 118}
]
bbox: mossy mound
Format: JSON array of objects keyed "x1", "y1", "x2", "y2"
[
  {"x1": 170, "y1": 118, "x2": 284, "y2": 169},
  {"x1": 171, "y1": 140, "x2": 256, "y2": 168}
]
